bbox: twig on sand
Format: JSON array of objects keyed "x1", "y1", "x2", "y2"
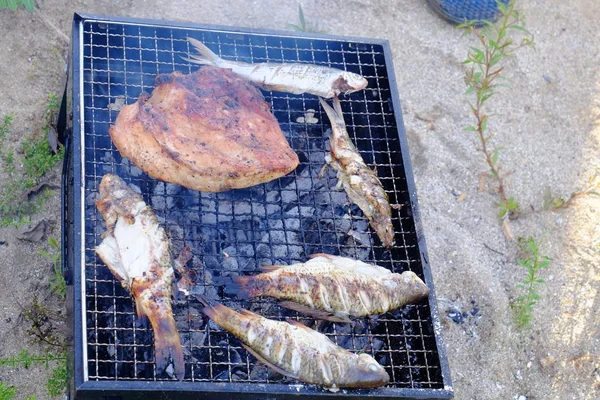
[
  {"x1": 483, "y1": 242, "x2": 504, "y2": 256},
  {"x1": 34, "y1": 9, "x2": 69, "y2": 44}
]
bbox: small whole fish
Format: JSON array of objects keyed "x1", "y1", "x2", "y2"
[
  {"x1": 230, "y1": 254, "x2": 430, "y2": 322},
  {"x1": 95, "y1": 174, "x2": 185, "y2": 380},
  {"x1": 319, "y1": 97, "x2": 395, "y2": 248},
  {"x1": 198, "y1": 297, "x2": 390, "y2": 389},
  {"x1": 186, "y1": 38, "x2": 368, "y2": 98}
]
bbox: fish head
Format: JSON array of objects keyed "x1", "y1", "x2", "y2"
[
  {"x1": 405, "y1": 271, "x2": 431, "y2": 299},
  {"x1": 335, "y1": 72, "x2": 369, "y2": 94},
  {"x1": 342, "y1": 353, "x2": 390, "y2": 388}
]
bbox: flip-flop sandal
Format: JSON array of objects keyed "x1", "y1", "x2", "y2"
[{"x1": 426, "y1": 0, "x2": 510, "y2": 26}]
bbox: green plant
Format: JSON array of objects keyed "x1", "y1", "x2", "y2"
[
  {"x1": 40, "y1": 236, "x2": 66, "y2": 299},
  {"x1": 459, "y1": 0, "x2": 534, "y2": 219},
  {"x1": 0, "y1": 349, "x2": 62, "y2": 369},
  {"x1": 0, "y1": 94, "x2": 63, "y2": 227},
  {"x1": 512, "y1": 236, "x2": 550, "y2": 328},
  {"x1": 542, "y1": 168, "x2": 600, "y2": 211},
  {"x1": 0, "y1": 114, "x2": 13, "y2": 140},
  {"x1": 22, "y1": 295, "x2": 65, "y2": 348},
  {"x1": 0, "y1": 383, "x2": 16, "y2": 400},
  {"x1": 0, "y1": 350, "x2": 67, "y2": 398},
  {"x1": 287, "y1": 4, "x2": 327, "y2": 33},
  {"x1": 0, "y1": 0, "x2": 35, "y2": 12},
  {"x1": 46, "y1": 357, "x2": 67, "y2": 397}
]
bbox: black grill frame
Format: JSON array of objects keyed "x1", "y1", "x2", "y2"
[{"x1": 65, "y1": 12, "x2": 453, "y2": 400}]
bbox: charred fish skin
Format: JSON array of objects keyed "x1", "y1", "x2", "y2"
[
  {"x1": 94, "y1": 174, "x2": 185, "y2": 380},
  {"x1": 186, "y1": 38, "x2": 368, "y2": 98},
  {"x1": 319, "y1": 97, "x2": 395, "y2": 248},
  {"x1": 231, "y1": 254, "x2": 430, "y2": 322},
  {"x1": 199, "y1": 298, "x2": 390, "y2": 388}
]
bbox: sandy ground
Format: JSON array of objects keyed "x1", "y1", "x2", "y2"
[{"x1": 0, "y1": 0, "x2": 599, "y2": 399}]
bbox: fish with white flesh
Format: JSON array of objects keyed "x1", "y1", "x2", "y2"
[
  {"x1": 186, "y1": 38, "x2": 368, "y2": 98},
  {"x1": 230, "y1": 254, "x2": 430, "y2": 322},
  {"x1": 198, "y1": 297, "x2": 390, "y2": 388},
  {"x1": 94, "y1": 173, "x2": 185, "y2": 380},
  {"x1": 319, "y1": 96, "x2": 395, "y2": 248}
]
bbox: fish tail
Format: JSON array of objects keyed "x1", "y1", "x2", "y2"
[
  {"x1": 186, "y1": 37, "x2": 222, "y2": 66},
  {"x1": 148, "y1": 311, "x2": 185, "y2": 380},
  {"x1": 198, "y1": 296, "x2": 242, "y2": 332},
  {"x1": 229, "y1": 275, "x2": 254, "y2": 298},
  {"x1": 319, "y1": 97, "x2": 346, "y2": 128}
]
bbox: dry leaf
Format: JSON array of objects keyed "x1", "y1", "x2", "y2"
[
  {"x1": 47, "y1": 125, "x2": 60, "y2": 153},
  {"x1": 17, "y1": 220, "x2": 47, "y2": 242},
  {"x1": 501, "y1": 218, "x2": 514, "y2": 241},
  {"x1": 457, "y1": 193, "x2": 467, "y2": 203},
  {"x1": 477, "y1": 173, "x2": 488, "y2": 192}
]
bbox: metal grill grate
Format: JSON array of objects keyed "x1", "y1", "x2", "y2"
[{"x1": 71, "y1": 14, "x2": 451, "y2": 398}]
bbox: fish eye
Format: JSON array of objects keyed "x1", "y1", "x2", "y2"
[{"x1": 368, "y1": 364, "x2": 379, "y2": 372}]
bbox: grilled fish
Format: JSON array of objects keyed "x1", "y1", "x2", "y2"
[
  {"x1": 231, "y1": 254, "x2": 429, "y2": 322},
  {"x1": 94, "y1": 174, "x2": 184, "y2": 380},
  {"x1": 319, "y1": 97, "x2": 395, "y2": 248},
  {"x1": 186, "y1": 38, "x2": 368, "y2": 98},
  {"x1": 199, "y1": 298, "x2": 390, "y2": 388}
]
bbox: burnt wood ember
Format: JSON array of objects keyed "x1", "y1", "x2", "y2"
[{"x1": 66, "y1": 13, "x2": 452, "y2": 400}]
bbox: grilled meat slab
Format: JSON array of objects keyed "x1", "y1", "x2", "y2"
[
  {"x1": 95, "y1": 174, "x2": 184, "y2": 379},
  {"x1": 109, "y1": 67, "x2": 299, "y2": 192}
]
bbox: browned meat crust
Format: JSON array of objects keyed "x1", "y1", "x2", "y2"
[{"x1": 109, "y1": 67, "x2": 299, "y2": 192}]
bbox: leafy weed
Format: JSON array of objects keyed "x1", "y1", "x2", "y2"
[
  {"x1": 0, "y1": 94, "x2": 63, "y2": 227},
  {"x1": 0, "y1": 382, "x2": 16, "y2": 400},
  {"x1": 287, "y1": 4, "x2": 327, "y2": 33},
  {"x1": 39, "y1": 236, "x2": 65, "y2": 299},
  {"x1": 459, "y1": 0, "x2": 534, "y2": 222},
  {"x1": 0, "y1": 0, "x2": 35, "y2": 12},
  {"x1": 512, "y1": 236, "x2": 550, "y2": 328},
  {"x1": 0, "y1": 350, "x2": 66, "y2": 398}
]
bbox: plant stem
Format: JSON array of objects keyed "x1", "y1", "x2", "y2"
[{"x1": 471, "y1": 1, "x2": 516, "y2": 207}]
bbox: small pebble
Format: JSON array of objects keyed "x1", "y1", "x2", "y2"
[
  {"x1": 518, "y1": 395, "x2": 527, "y2": 400},
  {"x1": 448, "y1": 308, "x2": 464, "y2": 324}
]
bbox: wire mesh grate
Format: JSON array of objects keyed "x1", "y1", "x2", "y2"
[{"x1": 79, "y1": 19, "x2": 444, "y2": 390}]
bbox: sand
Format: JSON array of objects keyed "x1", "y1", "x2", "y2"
[{"x1": 0, "y1": 0, "x2": 598, "y2": 399}]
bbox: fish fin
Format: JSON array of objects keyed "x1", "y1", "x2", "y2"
[
  {"x1": 260, "y1": 265, "x2": 284, "y2": 272},
  {"x1": 238, "y1": 308, "x2": 263, "y2": 318},
  {"x1": 196, "y1": 294, "x2": 208, "y2": 306},
  {"x1": 228, "y1": 275, "x2": 253, "y2": 298},
  {"x1": 307, "y1": 253, "x2": 334, "y2": 260},
  {"x1": 279, "y1": 301, "x2": 352, "y2": 323},
  {"x1": 186, "y1": 37, "x2": 221, "y2": 67},
  {"x1": 150, "y1": 314, "x2": 185, "y2": 380},
  {"x1": 317, "y1": 163, "x2": 329, "y2": 178},
  {"x1": 173, "y1": 245, "x2": 193, "y2": 274},
  {"x1": 286, "y1": 319, "x2": 314, "y2": 331},
  {"x1": 241, "y1": 343, "x2": 298, "y2": 379},
  {"x1": 95, "y1": 236, "x2": 129, "y2": 285}
]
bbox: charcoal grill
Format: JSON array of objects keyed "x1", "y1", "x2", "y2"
[{"x1": 62, "y1": 13, "x2": 453, "y2": 400}]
